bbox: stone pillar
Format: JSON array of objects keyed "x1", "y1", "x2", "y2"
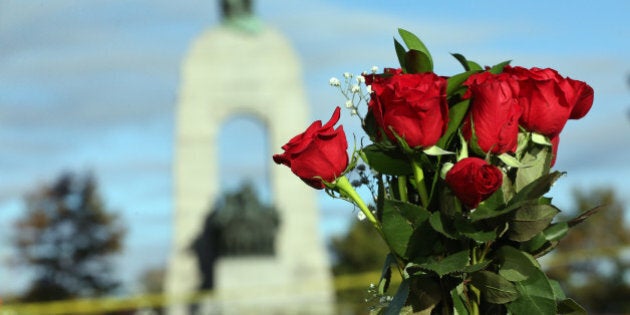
[{"x1": 166, "y1": 25, "x2": 334, "y2": 315}]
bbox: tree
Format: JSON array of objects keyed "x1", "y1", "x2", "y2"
[
  {"x1": 546, "y1": 187, "x2": 630, "y2": 314},
  {"x1": 138, "y1": 266, "x2": 165, "y2": 294},
  {"x1": 331, "y1": 218, "x2": 390, "y2": 315},
  {"x1": 13, "y1": 172, "x2": 125, "y2": 302}
]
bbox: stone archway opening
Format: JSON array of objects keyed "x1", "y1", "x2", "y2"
[{"x1": 217, "y1": 115, "x2": 272, "y2": 206}]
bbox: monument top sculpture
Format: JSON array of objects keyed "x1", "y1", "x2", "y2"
[{"x1": 220, "y1": 0, "x2": 262, "y2": 34}]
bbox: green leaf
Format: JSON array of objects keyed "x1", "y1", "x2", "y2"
[
  {"x1": 543, "y1": 222, "x2": 568, "y2": 242},
  {"x1": 361, "y1": 144, "x2": 412, "y2": 176},
  {"x1": 508, "y1": 204, "x2": 559, "y2": 242},
  {"x1": 394, "y1": 38, "x2": 407, "y2": 71},
  {"x1": 489, "y1": 60, "x2": 511, "y2": 74},
  {"x1": 398, "y1": 28, "x2": 433, "y2": 71},
  {"x1": 381, "y1": 200, "x2": 431, "y2": 259},
  {"x1": 378, "y1": 253, "x2": 397, "y2": 295},
  {"x1": 509, "y1": 171, "x2": 565, "y2": 206},
  {"x1": 557, "y1": 298, "x2": 587, "y2": 315},
  {"x1": 498, "y1": 153, "x2": 524, "y2": 168},
  {"x1": 462, "y1": 260, "x2": 492, "y2": 273},
  {"x1": 429, "y1": 212, "x2": 458, "y2": 239},
  {"x1": 549, "y1": 279, "x2": 566, "y2": 300},
  {"x1": 405, "y1": 49, "x2": 432, "y2": 73},
  {"x1": 520, "y1": 233, "x2": 548, "y2": 254},
  {"x1": 423, "y1": 145, "x2": 454, "y2": 156},
  {"x1": 408, "y1": 276, "x2": 442, "y2": 313},
  {"x1": 362, "y1": 109, "x2": 379, "y2": 141},
  {"x1": 531, "y1": 132, "x2": 552, "y2": 146},
  {"x1": 497, "y1": 246, "x2": 539, "y2": 282},
  {"x1": 437, "y1": 99, "x2": 471, "y2": 148},
  {"x1": 470, "y1": 271, "x2": 519, "y2": 304},
  {"x1": 446, "y1": 70, "x2": 478, "y2": 96},
  {"x1": 385, "y1": 278, "x2": 410, "y2": 315},
  {"x1": 385, "y1": 199, "x2": 431, "y2": 226},
  {"x1": 409, "y1": 250, "x2": 470, "y2": 277},
  {"x1": 382, "y1": 201, "x2": 415, "y2": 259},
  {"x1": 451, "y1": 285, "x2": 470, "y2": 315},
  {"x1": 451, "y1": 53, "x2": 482, "y2": 71},
  {"x1": 515, "y1": 145, "x2": 552, "y2": 192},
  {"x1": 454, "y1": 216, "x2": 498, "y2": 242},
  {"x1": 506, "y1": 266, "x2": 557, "y2": 315}
]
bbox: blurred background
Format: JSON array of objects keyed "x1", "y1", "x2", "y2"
[{"x1": 0, "y1": 0, "x2": 628, "y2": 314}]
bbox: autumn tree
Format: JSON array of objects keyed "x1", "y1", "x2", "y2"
[
  {"x1": 546, "y1": 187, "x2": 630, "y2": 314},
  {"x1": 13, "y1": 172, "x2": 125, "y2": 302}
]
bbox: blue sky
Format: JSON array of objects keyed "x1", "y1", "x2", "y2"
[{"x1": 0, "y1": 0, "x2": 628, "y2": 295}]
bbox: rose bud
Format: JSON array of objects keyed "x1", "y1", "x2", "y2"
[
  {"x1": 366, "y1": 68, "x2": 448, "y2": 148},
  {"x1": 273, "y1": 107, "x2": 348, "y2": 189},
  {"x1": 445, "y1": 157, "x2": 503, "y2": 209},
  {"x1": 462, "y1": 71, "x2": 522, "y2": 154},
  {"x1": 504, "y1": 66, "x2": 594, "y2": 138}
]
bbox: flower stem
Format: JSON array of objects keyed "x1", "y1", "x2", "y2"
[
  {"x1": 398, "y1": 176, "x2": 408, "y2": 202},
  {"x1": 411, "y1": 157, "x2": 430, "y2": 208},
  {"x1": 335, "y1": 176, "x2": 382, "y2": 234}
]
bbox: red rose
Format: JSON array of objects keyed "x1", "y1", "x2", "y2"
[
  {"x1": 462, "y1": 72, "x2": 522, "y2": 154},
  {"x1": 366, "y1": 68, "x2": 448, "y2": 148},
  {"x1": 273, "y1": 107, "x2": 348, "y2": 189},
  {"x1": 504, "y1": 66, "x2": 594, "y2": 137},
  {"x1": 445, "y1": 157, "x2": 503, "y2": 209}
]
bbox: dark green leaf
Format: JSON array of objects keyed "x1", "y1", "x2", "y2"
[
  {"x1": 405, "y1": 49, "x2": 432, "y2": 73},
  {"x1": 451, "y1": 53, "x2": 482, "y2": 71},
  {"x1": 361, "y1": 145, "x2": 412, "y2": 176},
  {"x1": 384, "y1": 199, "x2": 431, "y2": 226},
  {"x1": 378, "y1": 253, "x2": 396, "y2": 295},
  {"x1": 406, "y1": 221, "x2": 440, "y2": 259},
  {"x1": 382, "y1": 202, "x2": 414, "y2": 259},
  {"x1": 506, "y1": 265, "x2": 556, "y2": 315},
  {"x1": 384, "y1": 278, "x2": 410, "y2": 315},
  {"x1": 446, "y1": 70, "x2": 478, "y2": 96},
  {"x1": 462, "y1": 260, "x2": 492, "y2": 273},
  {"x1": 394, "y1": 38, "x2": 407, "y2": 71},
  {"x1": 509, "y1": 204, "x2": 559, "y2": 242},
  {"x1": 489, "y1": 60, "x2": 511, "y2": 74},
  {"x1": 381, "y1": 200, "x2": 432, "y2": 259},
  {"x1": 429, "y1": 212, "x2": 458, "y2": 239},
  {"x1": 454, "y1": 217, "x2": 498, "y2": 242},
  {"x1": 408, "y1": 276, "x2": 442, "y2": 313},
  {"x1": 470, "y1": 198, "x2": 520, "y2": 222},
  {"x1": 470, "y1": 271, "x2": 519, "y2": 304},
  {"x1": 497, "y1": 246, "x2": 539, "y2": 282},
  {"x1": 437, "y1": 99, "x2": 470, "y2": 148},
  {"x1": 409, "y1": 250, "x2": 470, "y2": 277},
  {"x1": 398, "y1": 28, "x2": 433, "y2": 71},
  {"x1": 557, "y1": 298, "x2": 587, "y2": 315},
  {"x1": 362, "y1": 109, "x2": 379, "y2": 141},
  {"x1": 451, "y1": 53, "x2": 471, "y2": 71}
]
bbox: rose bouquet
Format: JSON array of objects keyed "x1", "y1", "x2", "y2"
[{"x1": 274, "y1": 29, "x2": 596, "y2": 315}]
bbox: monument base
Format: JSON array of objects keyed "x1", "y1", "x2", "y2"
[{"x1": 198, "y1": 256, "x2": 335, "y2": 315}]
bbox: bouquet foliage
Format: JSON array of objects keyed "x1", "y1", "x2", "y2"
[{"x1": 274, "y1": 29, "x2": 597, "y2": 315}]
